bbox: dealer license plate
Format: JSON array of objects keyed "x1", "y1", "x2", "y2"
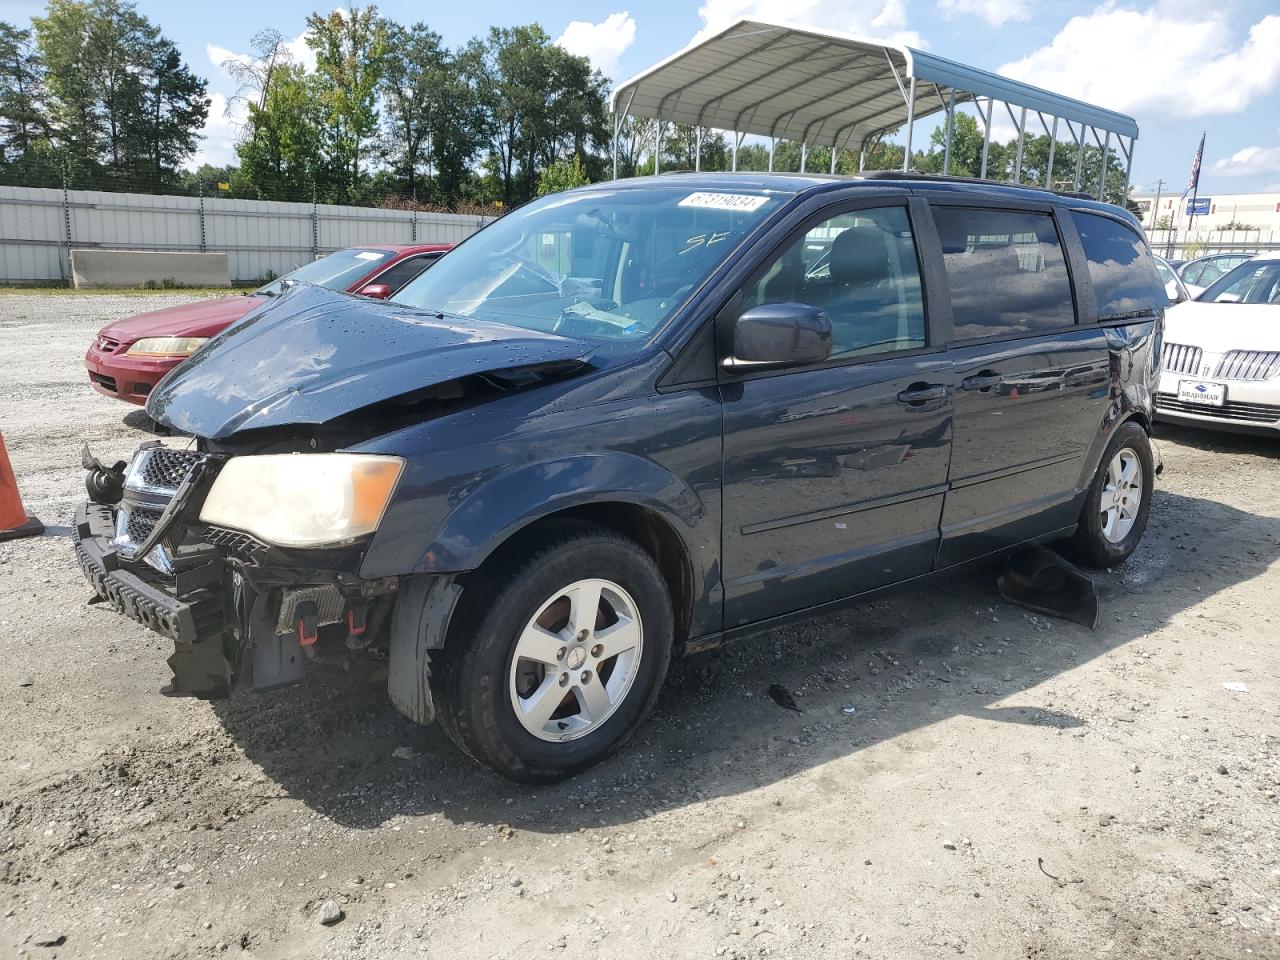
[{"x1": 1178, "y1": 379, "x2": 1225, "y2": 407}]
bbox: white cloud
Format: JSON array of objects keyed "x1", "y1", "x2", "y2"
[
  {"x1": 694, "y1": 0, "x2": 924, "y2": 48},
  {"x1": 192, "y1": 92, "x2": 247, "y2": 169},
  {"x1": 556, "y1": 11, "x2": 637, "y2": 77},
  {"x1": 936, "y1": 0, "x2": 1029, "y2": 28},
  {"x1": 1212, "y1": 145, "x2": 1280, "y2": 177},
  {"x1": 999, "y1": 9, "x2": 1280, "y2": 120},
  {"x1": 206, "y1": 30, "x2": 316, "y2": 81}
]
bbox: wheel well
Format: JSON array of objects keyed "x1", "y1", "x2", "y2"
[
  {"x1": 1125, "y1": 409, "x2": 1152, "y2": 434},
  {"x1": 464, "y1": 504, "x2": 696, "y2": 643}
]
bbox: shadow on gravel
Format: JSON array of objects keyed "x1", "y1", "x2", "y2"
[
  {"x1": 209, "y1": 487, "x2": 1280, "y2": 835},
  {"x1": 1154, "y1": 422, "x2": 1280, "y2": 459}
]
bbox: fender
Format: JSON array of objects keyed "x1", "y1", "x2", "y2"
[
  {"x1": 1076, "y1": 318, "x2": 1159, "y2": 491},
  {"x1": 414, "y1": 451, "x2": 710, "y2": 574}
]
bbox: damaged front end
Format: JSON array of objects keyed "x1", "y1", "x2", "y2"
[
  {"x1": 74, "y1": 441, "x2": 403, "y2": 698},
  {"x1": 71, "y1": 284, "x2": 596, "y2": 715}
]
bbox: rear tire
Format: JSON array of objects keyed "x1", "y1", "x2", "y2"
[
  {"x1": 1071, "y1": 421, "x2": 1153, "y2": 568},
  {"x1": 432, "y1": 524, "x2": 674, "y2": 783}
]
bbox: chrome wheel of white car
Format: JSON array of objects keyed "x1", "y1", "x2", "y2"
[
  {"x1": 1100, "y1": 450, "x2": 1143, "y2": 544},
  {"x1": 508, "y1": 578, "x2": 644, "y2": 742}
]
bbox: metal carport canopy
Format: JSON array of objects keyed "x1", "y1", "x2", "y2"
[{"x1": 609, "y1": 19, "x2": 1138, "y2": 192}]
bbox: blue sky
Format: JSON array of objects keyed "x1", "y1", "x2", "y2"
[{"x1": 10, "y1": 0, "x2": 1280, "y2": 195}]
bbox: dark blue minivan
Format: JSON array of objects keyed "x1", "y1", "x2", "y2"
[{"x1": 75, "y1": 173, "x2": 1166, "y2": 781}]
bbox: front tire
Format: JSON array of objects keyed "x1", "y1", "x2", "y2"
[
  {"x1": 432, "y1": 525, "x2": 674, "y2": 783},
  {"x1": 1072, "y1": 421, "x2": 1154, "y2": 568}
]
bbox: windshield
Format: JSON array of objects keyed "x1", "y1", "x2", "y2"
[
  {"x1": 391, "y1": 185, "x2": 790, "y2": 344},
  {"x1": 1199, "y1": 260, "x2": 1280, "y2": 304},
  {"x1": 256, "y1": 248, "x2": 392, "y2": 296}
]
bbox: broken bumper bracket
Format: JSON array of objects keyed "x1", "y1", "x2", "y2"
[{"x1": 74, "y1": 502, "x2": 232, "y2": 695}]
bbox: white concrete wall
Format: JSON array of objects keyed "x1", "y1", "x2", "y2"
[
  {"x1": 70, "y1": 249, "x2": 232, "y2": 288},
  {"x1": 0, "y1": 184, "x2": 491, "y2": 285}
]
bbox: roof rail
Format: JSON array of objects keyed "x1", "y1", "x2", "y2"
[{"x1": 856, "y1": 170, "x2": 1099, "y2": 201}]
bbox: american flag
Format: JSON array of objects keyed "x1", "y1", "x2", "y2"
[{"x1": 1184, "y1": 133, "x2": 1205, "y2": 198}]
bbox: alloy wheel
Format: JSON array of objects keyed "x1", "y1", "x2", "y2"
[
  {"x1": 1100, "y1": 449, "x2": 1143, "y2": 544},
  {"x1": 507, "y1": 578, "x2": 644, "y2": 742}
]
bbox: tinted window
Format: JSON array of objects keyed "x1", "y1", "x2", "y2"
[
  {"x1": 745, "y1": 206, "x2": 926, "y2": 359},
  {"x1": 1200, "y1": 260, "x2": 1280, "y2": 304},
  {"x1": 1070, "y1": 211, "x2": 1166, "y2": 320},
  {"x1": 933, "y1": 207, "x2": 1075, "y2": 340},
  {"x1": 394, "y1": 185, "x2": 788, "y2": 346},
  {"x1": 369, "y1": 254, "x2": 439, "y2": 294}
]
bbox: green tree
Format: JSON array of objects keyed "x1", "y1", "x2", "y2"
[
  {"x1": 380, "y1": 22, "x2": 445, "y2": 200},
  {"x1": 914, "y1": 112, "x2": 991, "y2": 177},
  {"x1": 235, "y1": 63, "x2": 326, "y2": 200},
  {"x1": 32, "y1": 0, "x2": 206, "y2": 189},
  {"x1": 306, "y1": 5, "x2": 387, "y2": 202},
  {"x1": 536, "y1": 154, "x2": 589, "y2": 196},
  {"x1": 130, "y1": 38, "x2": 208, "y2": 189},
  {"x1": 663, "y1": 124, "x2": 727, "y2": 171},
  {"x1": 0, "y1": 23, "x2": 48, "y2": 166},
  {"x1": 468, "y1": 25, "x2": 609, "y2": 205},
  {"x1": 380, "y1": 22, "x2": 485, "y2": 204}
]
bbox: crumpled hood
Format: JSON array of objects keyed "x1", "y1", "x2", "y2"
[
  {"x1": 1163, "y1": 301, "x2": 1280, "y2": 353},
  {"x1": 146, "y1": 284, "x2": 593, "y2": 439},
  {"x1": 99, "y1": 295, "x2": 265, "y2": 342}
]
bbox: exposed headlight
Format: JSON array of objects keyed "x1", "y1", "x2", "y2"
[
  {"x1": 126, "y1": 336, "x2": 209, "y2": 357},
  {"x1": 200, "y1": 454, "x2": 404, "y2": 548}
]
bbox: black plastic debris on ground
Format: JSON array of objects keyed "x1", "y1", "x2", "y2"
[
  {"x1": 997, "y1": 545, "x2": 1099, "y2": 630},
  {"x1": 767, "y1": 683, "x2": 802, "y2": 712}
]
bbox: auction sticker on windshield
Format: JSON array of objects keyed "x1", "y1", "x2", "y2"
[
  {"x1": 679, "y1": 192, "x2": 770, "y2": 212},
  {"x1": 1178, "y1": 379, "x2": 1226, "y2": 407}
]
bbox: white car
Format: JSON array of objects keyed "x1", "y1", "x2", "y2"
[
  {"x1": 1156, "y1": 253, "x2": 1280, "y2": 434},
  {"x1": 1154, "y1": 256, "x2": 1194, "y2": 305}
]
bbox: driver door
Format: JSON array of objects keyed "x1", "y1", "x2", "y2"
[{"x1": 718, "y1": 198, "x2": 954, "y2": 628}]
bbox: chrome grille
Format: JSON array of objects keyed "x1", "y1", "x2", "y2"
[
  {"x1": 1162, "y1": 342, "x2": 1202, "y2": 375},
  {"x1": 1157, "y1": 394, "x2": 1280, "y2": 423},
  {"x1": 1215, "y1": 350, "x2": 1280, "y2": 382},
  {"x1": 140, "y1": 448, "x2": 201, "y2": 490},
  {"x1": 125, "y1": 505, "x2": 163, "y2": 544}
]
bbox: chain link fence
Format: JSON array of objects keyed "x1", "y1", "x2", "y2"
[{"x1": 1146, "y1": 227, "x2": 1280, "y2": 262}]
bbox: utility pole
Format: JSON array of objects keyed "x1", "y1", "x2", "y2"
[{"x1": 1149, "y1": 178, "x2": 1164, "y2": 231}]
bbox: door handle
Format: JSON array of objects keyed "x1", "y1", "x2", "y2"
[
  {"x1": 961, "y1": 372, "x2": 1004, "y2": 392},
  {"x1": 896, "y1": 383, "x2": 948, "y2": 405}
]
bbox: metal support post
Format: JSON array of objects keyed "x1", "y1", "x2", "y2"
[
  {"x1": 1047, "y1": 117, "x2": 1058, "y2": 188},
  {"x1": 1012, "y1": 106, "x2": 1027, "y2": 183},
  {"x1": 901, "y1": 76, "x2": 916, "y2": 172},
  {"x1": 1096, "y1": 129, "x2": 1110, "y2": 201},
  {"x1": 1073, "y1": 124, "x2": 1086, "y2": 192},
  {"x1": 980, "y1": 98, "x2": 992, "y2": 180},
  {"x1": 197, "y1": 180, "x2": 207, "y2": 253},
  {"x1": 942, "y1": 89, "x2": 956, "y2": 175}
]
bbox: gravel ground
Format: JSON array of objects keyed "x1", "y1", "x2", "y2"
[{"x1": 1, "y1": 292, "x2": 1278, "y2": 960}]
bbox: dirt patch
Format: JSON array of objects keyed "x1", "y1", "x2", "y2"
[{"x1": 1, "y1": 293, "x2": 1277, "y2": 959}]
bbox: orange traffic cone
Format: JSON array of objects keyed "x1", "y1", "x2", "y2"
[{"x1": 0, "y1": 432, "x2": 43, "y2": 541}]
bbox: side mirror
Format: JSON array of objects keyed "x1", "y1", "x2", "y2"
[
  {"x1": 1165, "y1": 281, "x2": 1185, "y2": 304},
  {"x1": 359, "y1": 283, "x2": 392, "y2": 300},
  {"x1": 724, "y1": 302, "x2": 832, "y2": 370}
]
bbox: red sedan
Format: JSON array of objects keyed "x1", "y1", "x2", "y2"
[{"x1": 84, "y1": 243, "x2": 452, "y2": 405}]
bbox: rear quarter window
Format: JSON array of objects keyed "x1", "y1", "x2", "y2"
[{"x1": 1070, "y1": 211, "x2": 1166, "y2": 320}]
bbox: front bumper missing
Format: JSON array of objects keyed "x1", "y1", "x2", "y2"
[{"x1": 74, "y1": 502, "x2": 233, "y2": 695}]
